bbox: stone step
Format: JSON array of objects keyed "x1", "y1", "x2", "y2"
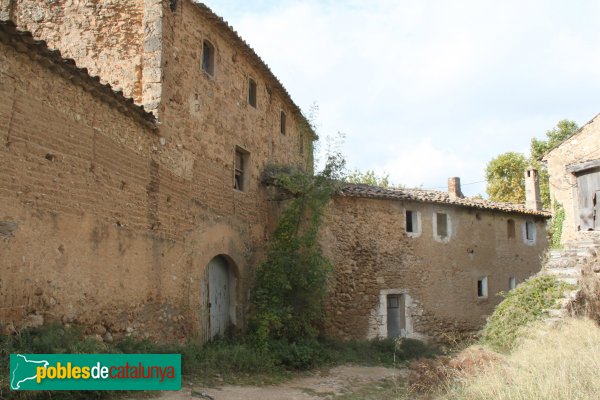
[
  {"x1": 545, "y1": 267, "x2": 580, "y2": 277},
  {"x1": 563, "y1": 240, "x2": 600, "y2": 248},
  {"x1": 545, "y1": 258, "x2": 578, "y2": 268},
  {"x1": 556, "y1": 277, "x2": 579, "y2": 285}
]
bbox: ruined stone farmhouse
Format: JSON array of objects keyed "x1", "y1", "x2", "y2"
[
  {"x1": 1, "y1": 0, "x2": 549, "y2": 342},
  {"x1": 545, "y1": 113, "x2": 600, "y2": 244},
  {"x1": 322, "y1": 179, "x2": 548, "y2": 341}
]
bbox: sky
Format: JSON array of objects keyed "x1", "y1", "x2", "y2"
[{"x1": 208, "y1": 0, "x2": 600, "y2": 196}]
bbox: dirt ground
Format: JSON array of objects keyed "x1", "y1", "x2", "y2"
[{"x1": 122, "y1": 365, "x2": 406, "y2": 400}]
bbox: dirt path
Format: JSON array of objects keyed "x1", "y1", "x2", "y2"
[{"x1": 123, "y1": 365, "x2": 406, "y2": 400}]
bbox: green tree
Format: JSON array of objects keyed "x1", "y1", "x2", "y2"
[
  {"x1": 485, "y1": 152, "x2": 528, "y2": 203},
  {"x1": 346, "y1": 169, "x2": 390, "y2": 187},
  {"x1": 530, "y1": 119, "x2": 579, "y2": 161},
  {"x1": 485, "y1": 120, "x2": 579, "y2": 207},
  {"x1": 530, "y1": 119, "x2": 579, "y2": 208}
]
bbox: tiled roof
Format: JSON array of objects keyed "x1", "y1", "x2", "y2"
[
  {"x1": 0, "y1": 20, "x2": 157, "y2": 129},
  {"x1": 191, "y1": 1, "x2": 316, "y2": 139},
  {"x1": 340, "y1": 184, "x2": 551, "y2": 217}
]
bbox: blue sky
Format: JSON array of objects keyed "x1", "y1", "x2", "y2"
[{"x1": 208, "y1": 0, "x2": 600, "y2": 196}]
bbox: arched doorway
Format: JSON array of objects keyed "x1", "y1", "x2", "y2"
[{"x1": 206, "y1": 255, "x2": 237, "y2": 338}]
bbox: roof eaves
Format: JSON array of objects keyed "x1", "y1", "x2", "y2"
[
  {"x1": 338, "y1": 184, "x2": 551, "y2": 218},
  {"x1": 0, "y1": 20, "x2": 157, "y2": 130}
]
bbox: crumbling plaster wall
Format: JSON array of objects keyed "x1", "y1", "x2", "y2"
[
  {"x1": 320, "y1": 196, "x2": 548, "y2": 342},
  {"x1": 0, "y1": 37, "x2": 256, "y2": 342},
  {"x1": 545, "y1": 114, "x2": 600, "y2": 244}
]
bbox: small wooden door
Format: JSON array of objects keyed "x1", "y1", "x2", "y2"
[
  {"x1": 576, "y1": 167, "x2": 600, "y2": 231},
  {"x1": 208, "y1": 256, "x2": 230, "y2": 338}
]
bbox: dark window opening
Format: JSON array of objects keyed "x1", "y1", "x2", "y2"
[
  {"x1": 280, "y1": 111, "x2": 286, "y2": 135},
  {"x1": 526, "y1": 221, "x2": 535, "y2": 241},
  {"x1": 248, "y1": 79, "x2": 257, "y2": 108},
  {"x1": 202, "y1": 40, "x2": 215, "y2": 76},
  {"x1": 436, "y1": 212, "x2": 448, "y2": 237},
  {"x1": 507, "y1": 219, "x2": 516, "y2": 239},
  {"x1": 406, "y1": 210, "x2": 414, "y2": 233},
  {"x1": 234, "y1": 147, "x2": 249, "y2": 191},
  {"x1": 477, "y1": 277, "x2": 488, "y2": 298}
]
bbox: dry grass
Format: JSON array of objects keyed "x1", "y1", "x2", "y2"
[{"x1": 443, "y1": 317, "x2": 600, "y2": 400}]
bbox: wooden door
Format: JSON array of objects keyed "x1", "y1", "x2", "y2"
[
  {"x1": 208, "y1": 256, "x2": 230, "y2": 338},
  {"x1": 576, "y1": 167, "x2": 600, "y2": 231}
]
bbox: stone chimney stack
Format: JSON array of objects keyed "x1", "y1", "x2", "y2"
[
  {"x1": 524, "y1": 167, "x2": 543, "y2": 211},
  {"x1": 448, "y1": 177, "x2": 464, "y2": 200}
]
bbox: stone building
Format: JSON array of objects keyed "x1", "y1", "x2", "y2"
[
  {"x1": 320, "y1": 177, "x2": 549, "y2": 341},
  {"x1": 0, "y1": 0, "x2": 550, "y2": 343},
  {"x1": 0, "y1": 0, "x2": 313, "y2": 341},
  {"x1": 544, "y1": 113, "x2": 600, "y2": 244}
]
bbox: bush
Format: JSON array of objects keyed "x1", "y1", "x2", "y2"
[{"x1": 481, "y1": 275, "x2": 572, "y2": 352}]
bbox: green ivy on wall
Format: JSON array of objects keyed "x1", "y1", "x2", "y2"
[
  {"x1": 550, "y1": 202, "x2": 565, "y2": 249},
  {"x1": 250, "y1": 156, "x2": 345, "y2": 346}
]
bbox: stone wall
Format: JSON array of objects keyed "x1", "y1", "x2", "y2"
[
  {"x1": 158, "y1": 1, "x2": 312, "y2": 177},
  {"x1": 0, "y1": 1, "x2": 314, "y2": 341},
  {"x1": 0, "y1": 24, "x2": 268, "y2": 342},
  {"x1": 320, "y1": 196, "x2": 548, "y2": 342},
  {"x1": 545, "y1": 114, "x2": 600, "y2": 244},
  {"x1": 8, "y1": 0, "x2": 146, "y2": 103}
]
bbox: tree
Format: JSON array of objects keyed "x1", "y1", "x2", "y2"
[
  {"x1": 530, "y1": 119, "x2": 579, "y2": 208},
  {"x1": 346, "y1": 169, "x2": 390, "y2": 188},
  {"x1": 485, "y1": 120, "x2": 579, "y2": 207},
  {"x1": 485, "y1": 152, "x2": 528, "y2": 203},
  {"x1": 530, "y1": 119, "x2": 579, "y2": 161}
]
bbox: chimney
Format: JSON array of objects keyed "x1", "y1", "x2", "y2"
[
  {"x1": 448, "y1": 177, "x2": 464, "y2": 200},
  {"x1": 524, "y1": 167, "x2": 542, "y2": 211}
]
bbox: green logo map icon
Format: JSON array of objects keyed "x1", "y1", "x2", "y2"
[{"x1": 9, "y1": 354, "x2": 181, "y2": 391}]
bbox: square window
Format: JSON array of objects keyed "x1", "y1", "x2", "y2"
[
  {"x1": 436, "y1": 212, "x2": 448, "y2": 238},
  {"x1": 202, "y1": 40, "x2": 215, "y2": 76},
  {"x1": 248, "y1": 78, "x2": 257, "y2": 108},
  {"x1": 387, "y1": 295, "x2": 399, "y2": 308},
  {"x1": 477, "y1": 276, "x2": 488, "y2": 298},
  {"x1": 234, "y1": 147, "x2": 249, "y2": 191}
]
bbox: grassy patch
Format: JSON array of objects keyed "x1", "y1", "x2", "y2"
[
  {"x1": 481, "y1": 275, "x2": 573, "y2": 352},
  {"x1": 1, "y1": 324, "x2": 439, "y2": 398},
  {"x1": 443, "y1": 318, "x2": 600, "y2": 400}
]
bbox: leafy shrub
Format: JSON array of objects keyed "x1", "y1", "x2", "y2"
[
  {"x1": 550, "y1": 202, "x2": 565, "y2": 249},
  {"x1": 481, "y1": 275, "x2": 572, "y2": 352}
]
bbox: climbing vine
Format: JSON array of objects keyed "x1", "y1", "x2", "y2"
[
  {"x1": 550, "y1": 202, "x2": 565, "y2": 249},
  {"x1": 249, "y1": 155, "x2": 345, "y2": 346}
]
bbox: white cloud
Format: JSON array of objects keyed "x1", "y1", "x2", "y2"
[{"x1": 220, "y1": 0, "x2": 600, "y2": 195}]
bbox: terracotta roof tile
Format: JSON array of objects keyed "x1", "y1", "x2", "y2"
[{"x1": 340, "y1": 184, "x2": 551, "y2": 218}]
